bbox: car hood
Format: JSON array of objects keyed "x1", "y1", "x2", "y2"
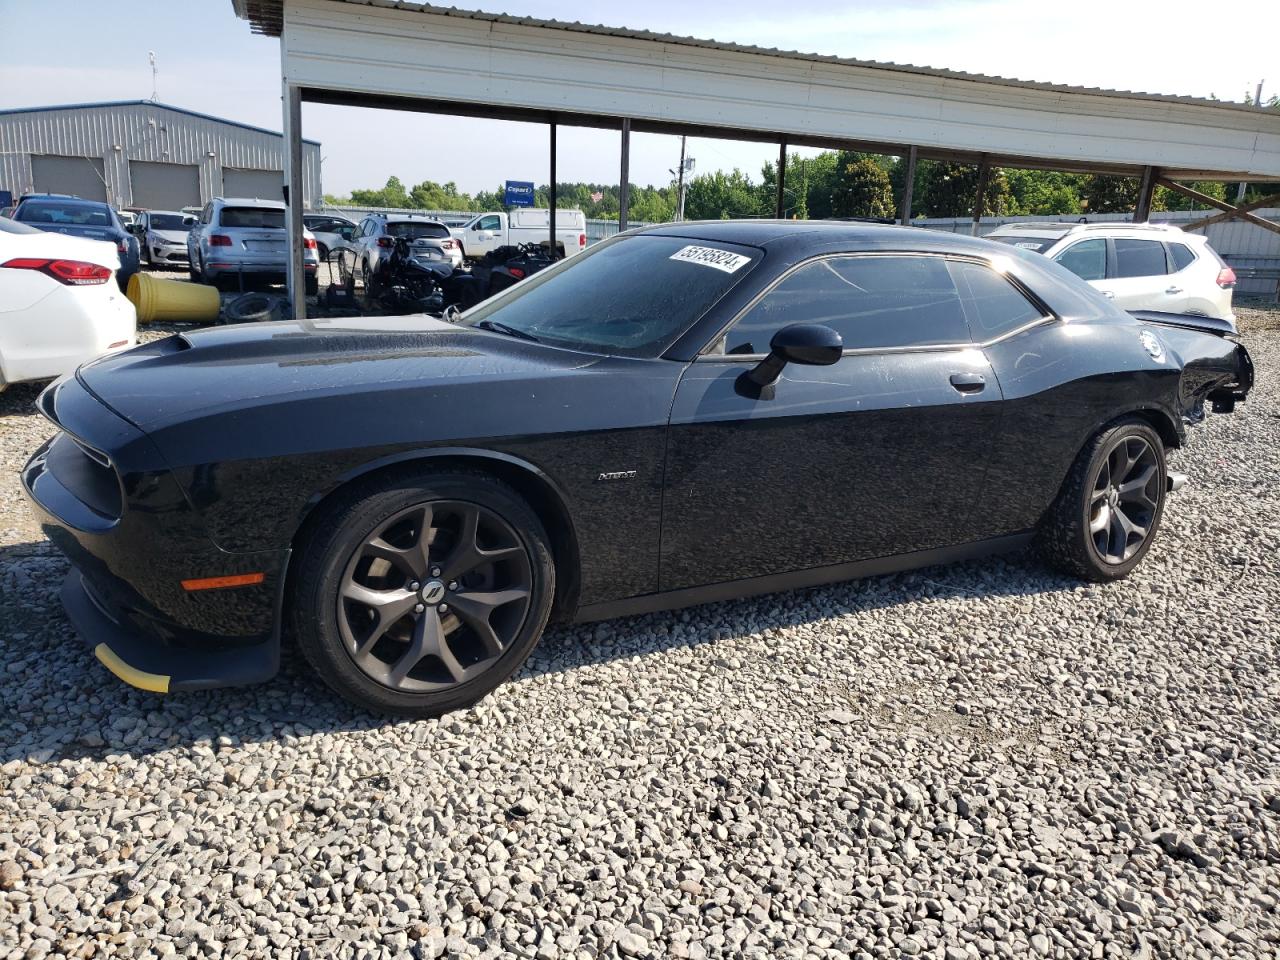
[{"x1": 76, "y1": 315, "x2": 612, "y2": 441}]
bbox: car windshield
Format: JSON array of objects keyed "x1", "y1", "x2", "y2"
[
  {"x1": 17, "y1": 201, "x2": 112, "y2": 226},
  {"x1": 459, "y1": 234, "x2": 760, "y2": 358},
  {"x1": 150, "y1": 214, "x2": 191, "y2": 230},
  {"x1": 221, "y1": 207, "x2": 285, "y2": 228},
  {"x1": 386, "y1": 221, "x2": 449, "y2": 240},
  {"x1": 989, "y1": 234, "x2": 1060, "y2": 253}
]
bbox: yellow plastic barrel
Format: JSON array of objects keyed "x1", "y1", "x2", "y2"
[{"x1": 126, "y1": 273, "x2": 221, "y2": 324}]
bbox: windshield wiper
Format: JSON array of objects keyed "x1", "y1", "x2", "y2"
[{"x1": 475, "y1": 319, "x2": 540, "y2": 343}]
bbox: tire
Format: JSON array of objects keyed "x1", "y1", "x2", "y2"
[
  {"x1": 224, "y1": 293, "x2": 281, "y2": 324},
  {"x1": 316, "y1": 243, "x2": 329, "y2": 263},
  {"x1": 188, "y1": 256, "x2": 202, "y2": 283},
  {"x1": 291, "y1": 469, "x2": 555, "y2": 717},
  {"x1": 1037, "y1": 418, "x2": 1167, "y2": 582},
  {"x1": 305, "y1": 274, "x2": 319, "y2": 296}
]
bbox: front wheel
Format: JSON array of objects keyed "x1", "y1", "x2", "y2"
[
  {"x1": 291, "y1": 470, "x2": 555, "y2": 717},
  {"x1": 1037, "y1": 418, "x2": 1167, "y2": 581}
]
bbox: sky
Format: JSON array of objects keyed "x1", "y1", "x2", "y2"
[{"x1": 0, "y1": 0, "x2": 1275, "y2": 198}]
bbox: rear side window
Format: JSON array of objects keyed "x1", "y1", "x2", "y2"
[
  {"x1": 1113, "y1": 239, "x2": 1168, "y2": 278},
  {"x1": 1168, "y1": 243, "x2": 1197, "y2": 272},
  {"x1": 948, "y1": 260, "x2": 1044, "y2": 339},
  {"x1": 1053, "y1": 238, "x2": 1107, "y2": 281},
  {"x1": 220, "y1": 207, "x2": 285, "y2": 229},
  {"x1": 724, "y1": 255, "x2": 968, "y2": 354}
]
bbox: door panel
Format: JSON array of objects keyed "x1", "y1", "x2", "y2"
[
  {"x1": 659, "y1": 348, "x2": 1004, "y2": 591},
  {"x1": 1098, "y1": 238, "x2": 1173, "y2": 310}
]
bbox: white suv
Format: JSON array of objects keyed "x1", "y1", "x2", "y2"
[{"x1": 986, "y1": 222, "x2": 1236, "y2": 321}]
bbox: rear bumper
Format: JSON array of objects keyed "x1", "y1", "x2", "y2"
[{"x1": 1209, "y1": 341, "x2": 1254, "y2": 412}]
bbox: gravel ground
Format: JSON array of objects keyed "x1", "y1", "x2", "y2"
[{"x1": 1, "y1": 306, "x2": 1278, "y2": 960}]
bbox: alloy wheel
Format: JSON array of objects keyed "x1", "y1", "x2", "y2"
[
  {"x1": 1088, "y1": 435, "x2": 1160, "y2": 564},
  {"x1": 337, "y1": 500, "x2": 532, "y2": 692}
]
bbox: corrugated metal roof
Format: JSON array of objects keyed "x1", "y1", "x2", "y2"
[
  {"x1": 234, "y1": 0, "x2": 1274, "y2": 116},
  {"x1": 0, "y1": 100, "x2": 321, "y2": 145}
]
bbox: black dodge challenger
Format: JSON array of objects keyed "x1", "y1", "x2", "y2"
[{"x1": 23, "y1": 222, "x2": 1253, "y2": 716}]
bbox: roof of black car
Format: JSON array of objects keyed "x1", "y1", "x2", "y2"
[{"x1": 635, "y1": 218, "x2": 999, "y2": 254}]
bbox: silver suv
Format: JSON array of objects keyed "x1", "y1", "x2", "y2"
[
  {"x1": 353, "y1": 214, "x2": 462, "y2": 288},
  {"x1": 188, "y1": 197, "x2": 319, "y2": 293}
]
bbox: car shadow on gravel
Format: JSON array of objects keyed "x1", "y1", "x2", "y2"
[
  {"x1": 0, "y1": 536, "x2": 1081, "y2": 765},
  {"x1": 0, "y1": 380, "x2": 49, "y2": 418}
]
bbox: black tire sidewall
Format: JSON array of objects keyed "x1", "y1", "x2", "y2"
[
  {"x1": 292, "y1": 471, "x2": 555, "y2": 717},
  {"x1": 1080, "y1": 422, "x2": 1167, "y2": 576}
]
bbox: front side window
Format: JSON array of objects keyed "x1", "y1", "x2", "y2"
[
  {"x1": 1113, "y1": 239, "x2": 1168, "y2": 278},
  {"x1": 948, "y1": 260, "x2": 1044, "y2": 339},
  {"x1": 460, "y1": 234, "x2": 758, "y2": 358},
  {"x1": 1053, "y1": 238, "x2": 1107, "y2": 281},
  {"x1": 477, "y1": 215, "x2": 501, "y2": 231},
  {"x1": 723, "y1": 255, "x2": 968, "y2": 355}
]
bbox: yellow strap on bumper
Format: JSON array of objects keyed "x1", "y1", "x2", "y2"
[{"x1": 93, "y1": 643, "x2": 170, "y2": 694}]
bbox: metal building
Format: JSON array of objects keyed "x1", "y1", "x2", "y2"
[{"x1": 0, "y1": 100, "x2": 321, "y2": 211}]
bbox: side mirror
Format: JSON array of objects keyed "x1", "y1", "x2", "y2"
[{"x1": 737, "y1": 323, "x2": 843, "y2": 397}]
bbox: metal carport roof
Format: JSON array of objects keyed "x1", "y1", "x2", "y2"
[{"x1": 232, "y1": 0, "x2": 1280, "y2": 315}]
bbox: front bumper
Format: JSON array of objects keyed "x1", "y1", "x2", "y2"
[
  {"x1": 62, "y1": 572, "x2": 279, "y2": 692},
  {"x1": 22, "y1": 377, "x2": 286, "y2": 693}
]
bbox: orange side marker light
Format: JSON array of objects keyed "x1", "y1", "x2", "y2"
[{"x1": 181, "y1": 572, "x2": 266, "y2": 592}]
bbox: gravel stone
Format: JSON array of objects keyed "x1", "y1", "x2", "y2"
[{"x1": 1, "y1": 306, "x2": 1279, "y2": 956}]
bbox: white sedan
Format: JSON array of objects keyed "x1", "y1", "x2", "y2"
[{"x1": 0, "y1": 217, "x2": 136, "y2": 389}]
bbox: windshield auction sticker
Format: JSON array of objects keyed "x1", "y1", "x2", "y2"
[{"x1": 669, "y1": 245, "x2": 752, "y2": 273}]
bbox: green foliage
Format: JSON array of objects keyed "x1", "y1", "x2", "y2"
[
  {"x1": 683, "y1": 169, "x2": 764, "y2": 220},
  {"x1": 919, "y1": 162, "x2": 1011, "y2": 218},
  {"x1": 334, "y1": 152, "x2": 1245, "y2": 223},
  {"x1": 830, "y1": 154, "x2": 894, "y2": 218},
  {"x1": 1003, "y1": 169, "x2": 1086, "y2": 216}
]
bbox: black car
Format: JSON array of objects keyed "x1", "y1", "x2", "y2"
[
  {"x1": 22, "y1": 222, "x2": 1252, "y2": 716},
  {"x1": 13, "y1": 196, "x2": 140, "y2": 291}
]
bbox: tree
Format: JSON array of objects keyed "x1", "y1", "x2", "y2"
[
  {"x1": 919, "y1": 162, "x2": 1011, "y2": 218},
  {"x1": 1003, "y1": 169, "x2": 1085, "y2": 216},
  {"x1": 349, "y1": 175, "x2": 411, "y2": 209},
  {"x1": 683, "y1": 170, "x2": 764, "y2": 220},
  {"x1": 408, "y1": 180, "x2": 472, "y2": 210},
  {"x1": 830, "y1": 154, "x2": 894, "y2": 218}
]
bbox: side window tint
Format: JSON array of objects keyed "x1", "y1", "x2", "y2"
[
  {"x1": 1114, "y1": 239, "x2": 1168, "y2": 278},
  {"x1": 724, "y1": 256, "x2": 967, "y2": 355},
  {"x1": 948, "y1": 261, "x2": 1044, "y2": 340},
  {"x1": 1052, "y1": 238, "x2": 1106, "y2": 281},
  {"x1": 1168, "y1": 243, "x2": 1196, "y2": 272},
  {"x1": 478, "y1": 215, "x2": 501, "y2": 231}
]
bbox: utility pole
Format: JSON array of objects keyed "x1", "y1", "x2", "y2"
[
  {"x1": 676, "y1": 136, "x2": 687, "y2": 221},
  {"x1": 669, "y1": 136, "x2": 694, "y2": 221},
  {"x1": 148, "y1": 52, "x2": 158, "y2": 102},
  {"x1": 1237, "y1": 80, "x2": 1264, "y2": 203}
]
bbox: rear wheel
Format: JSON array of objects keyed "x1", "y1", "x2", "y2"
[
  {"x1": 188, "y1": 255, "x2": 202, "y2": 283},
  {"x1": 1037, "y1": 419, "x2": 1167, "y2": 581},
  {"x1": 292, "y1": 470, "x2": 555, "y2": 717}
]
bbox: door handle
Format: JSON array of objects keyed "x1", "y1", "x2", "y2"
[
  {"x1": 1165, "y1": 286, "x2": 1183, "y2": 294},
  {"x1": 949, "y1": 372, "x2": 986, "y2": 393},
  {"x1": 1100, "y1": 290, "x2": 1116, "y2": 299}
]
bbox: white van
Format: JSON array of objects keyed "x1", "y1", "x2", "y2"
[{"x1": 452, "y1": 209, "x2": 588, "y2": 260}]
